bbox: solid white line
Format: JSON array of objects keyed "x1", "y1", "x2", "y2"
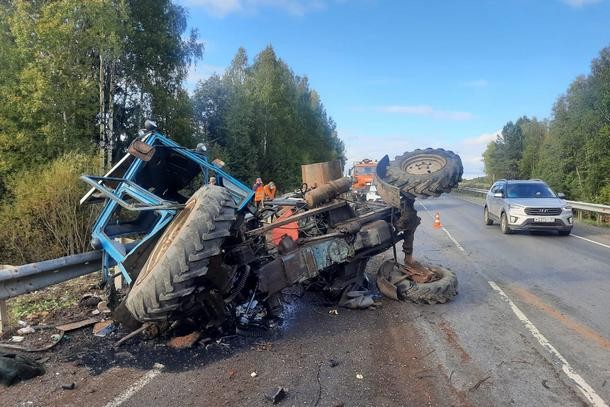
[
  {"x1": 416, "y1": 200, "x2": 465, "y2": 252},
  {"x1": 441, "y1": 227, "x2": 466, "y2": 252},
  {"x1": 488, "y1": 281, "x2": 608, "y2": 407},
  {"x1": 420, "y1": 197, "x2": 607, "y2": 405},
  {"x1": 570, "y1": 233, "x2": 610, "y2": 249},
  {"x1": 104, "y1": 363, "x2": 165, "y2": 407}
]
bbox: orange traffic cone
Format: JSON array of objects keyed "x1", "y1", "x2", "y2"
[{"x1": 433, "y1": 212, "x2": 442, "y2": 229}]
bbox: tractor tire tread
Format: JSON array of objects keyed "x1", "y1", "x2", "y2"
[{"x1": 125, "y1": 185, "x2": 235, "y2": 322}]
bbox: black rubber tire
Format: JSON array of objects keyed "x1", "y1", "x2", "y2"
[
  {"x1": 383, "y1": 148, "x2": 463, "y2": 198},
  {"x1": 125, "y1": 185, "x2": 236, "y2": 322},
  {"x1": 484, "y1": 206, "x2": 493, "y2": 225},
  {"x1": 500, "y1": 212, "x2": 512, "y2": 234},
  {"x1": 558, "y1": 229, "x2": 572, "y2": 236},
  {"x1": 399, "y1": 266, "x2": 458, "y2": 304}
]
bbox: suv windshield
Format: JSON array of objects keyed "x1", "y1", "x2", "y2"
[{"x1": 506, "y1": 182, "x2": 556, "y2": 198}]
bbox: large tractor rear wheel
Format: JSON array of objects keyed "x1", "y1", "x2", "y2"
[
  {"x1": 125, "y1": 185, "x2": 237, "y2": 322},
  {"x1": 383, "y1": 148, "x2": 463, "y2": 198}
]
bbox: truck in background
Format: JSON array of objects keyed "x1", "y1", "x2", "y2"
[{"x1": 350, "y1": 159, "x2": 377, "y2": 193}]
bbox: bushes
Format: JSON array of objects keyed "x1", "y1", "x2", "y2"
[{"x1": 0, "y1": 153, "x2": 99, "y2": 265}]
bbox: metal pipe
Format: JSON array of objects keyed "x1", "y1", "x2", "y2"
[{"x1": 304, "y1": 177, "x2": 353, "y2": 208}]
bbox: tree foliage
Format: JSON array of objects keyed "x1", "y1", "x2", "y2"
[
  {"x1": 192, "y1": 46, "x2": 345, "y2": 190},
  {"x1": 483, "y1": 46, "x2": 610, "y2": 204},
  {"x1": 0, "y1": 0, "x2": 201, "y2": 264},
  {"x1": 0, "y1": 153, "x2": 100, "y2": 264},
  {"x1": 0, "y1": 0, "x2": 202, "y2": 185}
]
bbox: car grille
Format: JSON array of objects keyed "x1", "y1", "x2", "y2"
[{"x1": 524, "y1": 207, "x2": 562, "y2": 216}]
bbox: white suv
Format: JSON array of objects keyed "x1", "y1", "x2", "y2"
[{"x1": 484, "y1": 179, "x2": 573, "y2": 235}]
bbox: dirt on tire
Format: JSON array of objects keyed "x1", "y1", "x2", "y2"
[{"x1": 125, "y1": 185, "x2": 237, "y2": 322}]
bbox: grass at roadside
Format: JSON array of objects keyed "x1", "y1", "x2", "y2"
[{"x1": 5, "y1": 273, "x2": 102, "y2": 330}]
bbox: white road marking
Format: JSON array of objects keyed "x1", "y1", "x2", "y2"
[
  {"x1": 418, "y1": 197, "x2": 607, "y2": 406},
  {"x1": 104, "y1": 363, "x2": 165, "y2": 407},
  {"x1": 441, "y1": 227, "x2": 466, "y2": 252},
  {"x1": 416, "y1": 200, "x2": 465, "y2": 252},
  {"x1": 488, "y1": 281, "x2": 607, "y2": 407},
  {"x1": 570, "y1": 233, "x2": 610, "y2": 249}
]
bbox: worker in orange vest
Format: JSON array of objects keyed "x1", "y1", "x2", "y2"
[
  {"x1": 263, "y1": 181, "x2": 277, "y2": 200},
  {"x1": 252, "y1": 177, "x2": 264, "y2": 209}
]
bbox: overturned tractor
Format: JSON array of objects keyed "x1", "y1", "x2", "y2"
[{"x1": 78, "y1": 121, "x2": 463, "y2": 334}]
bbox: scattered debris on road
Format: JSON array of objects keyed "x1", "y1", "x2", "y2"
[
  {"x1": 79, "y1": 294, "x2": 102, "y2": 308},
  {"x1": 167, "y1": 331, "x2": 201, "y2": 349},
  {"x1": 92, "y1": 320, "x2": 115, "y2": 337},
  {"x1": 16, "y1": 326, "x2": 35, "y2": 335},
  {"x1": 56, "y1": 318, "x2": 99, "y2": 332},
  {"x1": 61, "y1": 382, "x2": 75, "y2": 390},
  {"x1": 267, "y1": 386, "x2": 288, "y2": 404},
  {"x1": 0, "y1": 352, "x2": 45, "y2": 386}
]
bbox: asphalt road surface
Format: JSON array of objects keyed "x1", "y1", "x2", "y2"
[{"x1": 1, "y1": 193, "x2": 608, "y2": 407}]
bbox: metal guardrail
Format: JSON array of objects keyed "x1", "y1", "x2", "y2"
[
  {"x1": 0, "y1": 250, "x2": 102, "y2": 301},
  {"x1": 456, "y1": 186, "x2": 610, "y2": 216}
]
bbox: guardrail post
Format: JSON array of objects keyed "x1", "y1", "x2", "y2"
[{"x1": 0, "y1": 299, "x2": 8, "y2": 334}]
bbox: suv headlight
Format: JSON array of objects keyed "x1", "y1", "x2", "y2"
[
  {"x1": 508, "y1": 203, "x2": 525, "y2": 214},
  {"x1": 563, "y1": 205, "x2": 572, "y2": 212}
]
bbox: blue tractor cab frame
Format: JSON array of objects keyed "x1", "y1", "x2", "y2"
[{"x1": 80, "y1": 121, "x2": 254, "y2": 285}]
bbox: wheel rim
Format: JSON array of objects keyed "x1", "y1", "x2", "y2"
[
  {"x1": 401, "y1": 154, "x2": 447, "y2": 175},
  {"x1": 484, "y1": 208, "x2": 488, "y2": 221},
  {"x1": 501, "y1": 214, "x2": 506, "y2": 230}
]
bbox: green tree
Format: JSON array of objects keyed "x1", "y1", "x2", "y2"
[
  {"x1": 483, "y1": 45, "x2": 610, "y2": 203},
  {"x1": 192, "y1": 46, "x2": 345, "y2": 190}
]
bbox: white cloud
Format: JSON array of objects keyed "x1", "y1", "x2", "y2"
[
  {"x1": 448, "y1": 129, "x2": 501, "y2": 179},
  {"x1": 463, "y1": 130, "x2": 500, "y2": 145},
  {"x1": 372, "y1": 105, "x2": 475, "y2": 121},
  {"x1": 562, "y1": 0, "x2": 601, "y2": 7},
  {"x1": 460, "y1": 79, "x2": 488, "y2": 88},
  {"x1": 184, "y1": 0, "x2": 327, "y2": 17}
]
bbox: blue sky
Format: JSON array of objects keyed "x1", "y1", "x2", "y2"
[{"x1": 179, "y1": 0, "x2": 610, "y2": 178}]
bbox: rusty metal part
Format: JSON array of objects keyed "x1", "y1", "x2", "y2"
[
  {"x1": 401, "y1": 262, "x2": 440, "y2": 284},
  {"x1": 301, "y1": 160, "x2": 342, "y2": 189},
  {"x1": 393, "y1": 198, "x2": 421, "y2": 261},
  {"x1": 128, "y1": 139, "x2": 156, "y2": 161},
  {"x1": 246, "y1": 201, "x2": 347, "y2": 236},
  {"x1": 376, "y1": 259, "x2": 441, "y2": 300},
  {"x1": 114, "y1": 323, "x2": 150, "y2": 348},
  {"x1": 304, "y1": 177, "x2": 353, "y2": 208}
]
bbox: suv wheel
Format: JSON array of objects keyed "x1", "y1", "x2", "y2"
[
  {"x1": 558, "y1": 229, "x2": 572, "y2": 236},
  {"x1": 500, "y1": 212, "x2": 512, "y2": 234},
  {"x1": 484, "y1": 206, "x2": 493, "y2": 225}
]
